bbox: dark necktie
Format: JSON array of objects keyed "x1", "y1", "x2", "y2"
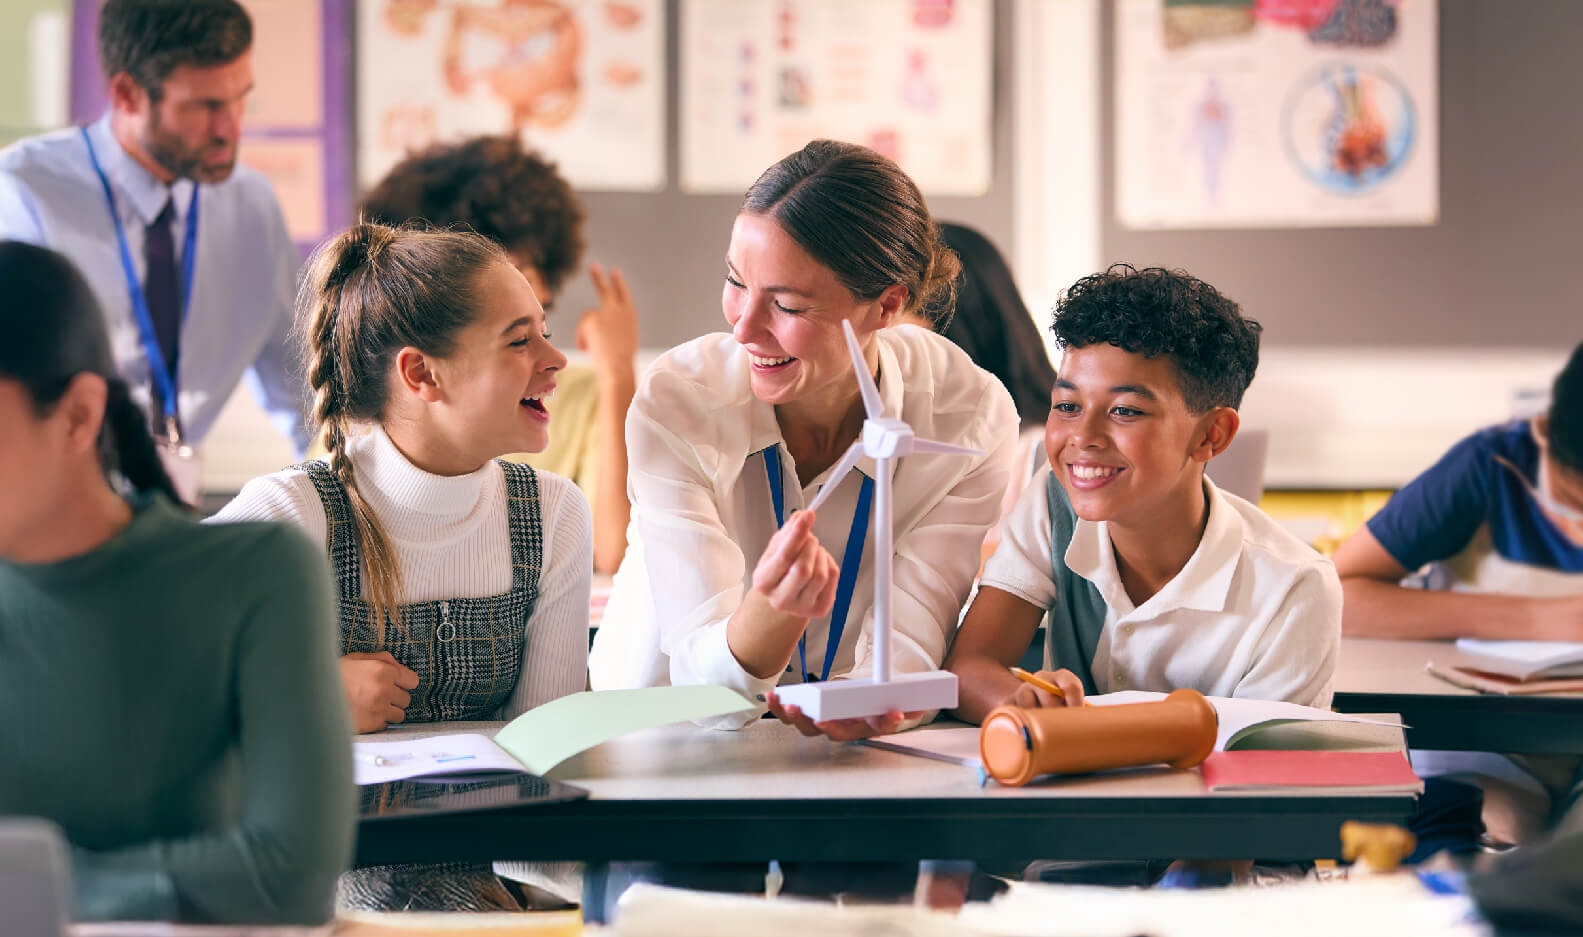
[{"x1": 144, "y1": 195, "x2": 181, "y2": 423}]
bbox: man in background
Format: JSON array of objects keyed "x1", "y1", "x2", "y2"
[{"x1": 0, "y1": 0, "x2": 309, "y2": 480}]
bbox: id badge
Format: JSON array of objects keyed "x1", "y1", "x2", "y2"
[
  {"x1": 156, "y1": 416, "x2": 202, "y2": 505},
  {"x1": 158, "y1": 441, "x2": 202, "y2": 506}
]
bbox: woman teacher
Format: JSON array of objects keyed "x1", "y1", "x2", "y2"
[{"x1": 590, "y1": 141, "x2": 1017, "y2": 737}]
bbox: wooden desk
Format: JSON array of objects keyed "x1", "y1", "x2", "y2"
[
  {"x1": 354, "y1": 719, "x2": 1414, "y2": 868},
  {"x1": 1332, "y1": 637, "x2": 1583, "y2": 753}
]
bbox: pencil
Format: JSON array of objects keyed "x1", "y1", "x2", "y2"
[
  {"x1": 1009, "y1": 666, "x2": 1092, "y2": 706},
  {"x1": 1009, "y1": 666, "x2": 1065, "y2": 699}
]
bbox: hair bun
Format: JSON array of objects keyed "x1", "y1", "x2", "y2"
[{"x1": 326, "y1": 223, "x2": 393, "y2": 289}]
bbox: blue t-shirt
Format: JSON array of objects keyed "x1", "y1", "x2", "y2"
[{"x1": 1367, "y1": 421, "x2": 1583, "y2": 585}]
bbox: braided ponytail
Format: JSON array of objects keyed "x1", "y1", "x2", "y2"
[
  {"x1": 298, "y1": 222, "x2": 505, "y2": 647},
  {"x1": 303, "y1": 224, "x2": 405, "y2": 645}
]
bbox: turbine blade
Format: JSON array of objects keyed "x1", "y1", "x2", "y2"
[
  {"x1": 842, "y1": 319, "x2": 884, "y2": 419},
  {"x1": 804, "y1": 441, "x2": 865, "y2": 513},
  {"x1": 910, "y1": 438, "x2": 985, "y2": 458}
]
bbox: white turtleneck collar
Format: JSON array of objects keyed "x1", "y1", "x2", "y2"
[{"x1": 347, "y1": 426, "x2": 500, "y2": 543}]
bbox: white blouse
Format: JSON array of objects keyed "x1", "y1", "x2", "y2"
[
  {"x1": 210, "y1": 426, "x2": 592, "y2": 720},
  {"x1": 590, "y1": 324, "x2": 1018, "y2": 727}
]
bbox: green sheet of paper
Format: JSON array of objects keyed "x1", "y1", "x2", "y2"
[{"x1": 493, "y1": 685, "x2": 754, "y2": 775}]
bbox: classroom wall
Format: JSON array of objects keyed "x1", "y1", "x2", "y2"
[
  {"x1": 55, "y1": 0, "x2": 1580, "y2": 496},
  {"x1": 565, "y1": 0, "x2": 1019, "y2": 351},
  {"x1": 1097, "y1": 0, "x2": 1583, "y2": 348}
]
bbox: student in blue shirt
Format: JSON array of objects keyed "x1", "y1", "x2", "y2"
[
  {"x1": 0, "y1": 0, "x2": 308, "y2": 454},
  {"x1": 1334, "y1": 339, "x2": 1583, "y2": 844}
]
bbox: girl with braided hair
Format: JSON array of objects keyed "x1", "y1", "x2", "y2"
[
  {"x1": 211, "y1": 222, "x2": 591, "y2": 910},
  {"x1": 0, "y1": 240, "x2": 353, "y2": 923}
]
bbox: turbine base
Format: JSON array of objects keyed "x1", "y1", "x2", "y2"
[{"x1": 773, "y1": 671, "x2": 959, "y2": 722}]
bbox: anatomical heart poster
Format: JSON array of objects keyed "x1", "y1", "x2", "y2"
[{"x1": 1115, "y1": 0, "x2": 1438, "y2": 228}]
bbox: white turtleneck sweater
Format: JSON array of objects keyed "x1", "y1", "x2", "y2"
[{"x1": 210, "y1": 426, "x2": 592, "y2": 720}]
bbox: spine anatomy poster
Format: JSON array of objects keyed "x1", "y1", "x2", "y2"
[
  {"x1": 358, "y1": 0, "x2": 665, "y2": 191},
  {"x1": 1116, "y1": 0, "x2": 1438, "y2": 229},
  {"x1": 681, "y1": 0, "x2": 991, "y2": 196}
]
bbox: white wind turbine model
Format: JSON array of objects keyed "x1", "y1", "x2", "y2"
[{"x1": 772, "y1": 321, "x2": 981, "y2": 722}]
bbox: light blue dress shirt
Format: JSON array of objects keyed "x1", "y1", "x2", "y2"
[{"x1": 0, "y1": 115, "x2": 310, "y2": 453}]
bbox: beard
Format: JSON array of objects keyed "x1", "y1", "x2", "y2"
[{"x1": 142, "y1": 110, "x2": 237, "y2": 184}]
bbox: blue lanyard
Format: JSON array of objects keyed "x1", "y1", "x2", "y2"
[
  {"x1": 762, "y1": 446, "x2": 875, "y2": 683},
  {"x1": 80, "y1": 127, "x2": 199, "y2": 436}
]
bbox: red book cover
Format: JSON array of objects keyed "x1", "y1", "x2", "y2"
[{"x1": 1201, "y1": 751, "x2": 1422, "y2": 793}]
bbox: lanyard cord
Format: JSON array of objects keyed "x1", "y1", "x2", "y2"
[
  {"x1": 762, "y1": 446, "x2": 874, "y2": 683},
  {"x1": 80, "y1": 127, "x2": 200, "y2": 434}
]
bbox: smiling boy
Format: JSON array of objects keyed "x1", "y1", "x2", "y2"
[{"x1": 947, "y1": 265, "x2": 1341, "y2": 721}]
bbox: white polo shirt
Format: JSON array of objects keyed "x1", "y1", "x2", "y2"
[
  {"x1": 980, "y1": 469, "x2": 1342, "y2": 707},
  {"x1": 590, "y1": 325, "x2": 1018, "y2": 727}
]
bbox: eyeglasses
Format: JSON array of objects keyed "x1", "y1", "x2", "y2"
[{"x1": 1494, "y1": 454, "x2": 1583, "y2": 525}]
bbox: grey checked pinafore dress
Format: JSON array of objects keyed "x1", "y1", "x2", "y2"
[{"x1": 294, "y1": 458, "x2": 545, "y2": 910}]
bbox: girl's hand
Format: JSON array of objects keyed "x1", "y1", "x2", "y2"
[
  {"x1": 751, "y1": 510, "x2": 838, "y2": 619},
  {"x1": 1007, "y1": 668, "x2": 1085, "y2": 709},
  {"x1": 339, "y1": 651, "x2": 420, "y2": 733},
  {"x1": 767, "y1": 692, "x2": 924, "y2": 741}
]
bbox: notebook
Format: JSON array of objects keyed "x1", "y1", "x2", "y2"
[
  {"x1": 861, "y1": 692, "x2": 1404, "y2": 769},
  {"x1": 1199, "y1": 750, "x2": 1423, "y2": 794},
  {"x1": 1452, "y1": 639, "x2": 1583, "y2": 681},
  {"x1": 353, "y1": 684, "x2": 754, "y2": 785},
  {"x1": 1427, "y1": 661, "x2": 1583, "y2": 695}
]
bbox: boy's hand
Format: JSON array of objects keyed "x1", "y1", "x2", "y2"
[
  {"x1": 751, "y1": 510, "x2": 839, "y2": 619},
  {"x1": 576, "y1": 263, "x2": 639, "y2": 381},
  {"x1": 1008, "y1": 668, "x2": 1085, "y2": 709},
  {"x1": 766, "y1": 692, "x2": 923, "y2": 741},
  {"x1": 340, "y1": 651, "x2": 420, "y2": 733}
]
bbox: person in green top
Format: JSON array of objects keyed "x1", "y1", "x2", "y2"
[{"x1": 0, "y1": 240, "x2": 355, "y2": 924}]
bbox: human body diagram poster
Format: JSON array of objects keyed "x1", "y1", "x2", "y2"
[
  {"x1": 1116, "y1": 0, "x2": 1438, "y2": 229},
  {"x1": 681, "y1": 0, "x2": 991, "y2": 196},
  {"x1": 358, "y1": 0, "x2": 664, "y2": 191}
]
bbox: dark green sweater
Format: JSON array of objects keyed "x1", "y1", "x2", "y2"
[{"x1": 0, "y1": 495, "x2": 354, "y2": 924}]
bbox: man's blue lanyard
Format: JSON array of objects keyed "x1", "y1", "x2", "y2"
[
  {"x1": 80, "y1": 127, "x2": 199, "y2": 438},
  {"x1": 762, "y1": 446, "x2": 874, "y2": 683}
]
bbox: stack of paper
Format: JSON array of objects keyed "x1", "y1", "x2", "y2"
[
  {"x1": 1452, "y1": 639, "x2": 1583, "y2": 681},
  {"x1": 958, "y1": 875, "x2": 1481, "y2": 937}
]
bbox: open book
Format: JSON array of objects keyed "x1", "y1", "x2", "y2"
[
  {"x1": 1453, "y1": 639, "x2": 1583, "y2": 681},
  {"x1": 861, "y1": 691, "x2": 1408, "y2": 789},
  {"x1": 353, "y1": 685, "x2": 753, "y2": 785}
]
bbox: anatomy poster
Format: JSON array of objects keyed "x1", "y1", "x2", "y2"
[
  {"x1": 681, "y1": 0, "x2": 991, "y2": 196},
  {"x1": 358, "y1": 0, "x2": 665, "y2": 191},
  {"x1": 1115, "y1": 0, "x2": 1438, "y2": 228}
]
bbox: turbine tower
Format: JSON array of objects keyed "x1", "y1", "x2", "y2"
[{"x1": 772, "y1": 321, "x2": 980, "y2": 722}]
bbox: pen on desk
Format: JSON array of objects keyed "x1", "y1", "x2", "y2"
[{"x1": 354, "y1": 751, "x2": 391, "y2": 767}]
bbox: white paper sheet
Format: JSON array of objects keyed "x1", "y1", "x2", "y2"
[{"x1": 353, "y1": 732, "x2": 523, "y2": 785}]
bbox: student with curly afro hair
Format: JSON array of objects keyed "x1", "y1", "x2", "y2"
[{"x1": 360, "y1": 135, "x2": 638, "y2": 574}]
